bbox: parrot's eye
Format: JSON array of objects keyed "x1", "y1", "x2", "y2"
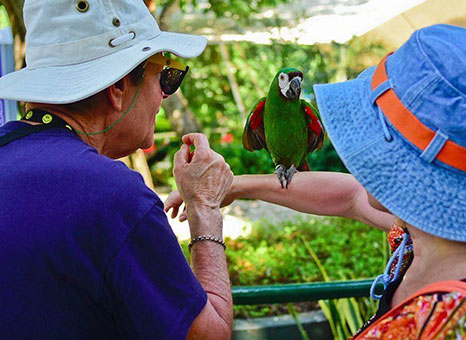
[{"x1": 278, "y1": 73, "x2": 289, "y2": 88}]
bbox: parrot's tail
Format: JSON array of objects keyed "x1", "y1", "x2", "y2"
[{"x1": 298, "y1": 160, "x2": 310, "y2": 171}]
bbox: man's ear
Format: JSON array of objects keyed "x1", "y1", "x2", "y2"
[{"x1": 106, "y1": 76, "x2": 128, "y2": 111}]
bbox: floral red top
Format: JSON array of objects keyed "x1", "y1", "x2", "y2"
[
  {"x1": 352, "y1": 281, "x2": 466, "y2": 339},
  {"x1": 351, "y1": 225, "x2": 466, "y2": 339}
]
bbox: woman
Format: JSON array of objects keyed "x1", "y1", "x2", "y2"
[{"x1": 166, "y1": 24, "x2": 466, "y2": 338}]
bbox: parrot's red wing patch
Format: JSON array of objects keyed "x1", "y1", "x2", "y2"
[
  {"x1": 243, "y1": 98, "x2": 268, "y2": 151},
  {"x1": 304, "y1": 105, "x2": 322, "y2": 136},
  {"x1": 304, "y1": 105, "x2": 313, "y2": 116},
  {"x1": 250, "y1": 100, "x2": 265, "y2": 130},
  {"x1": 302, "y1": 102, "x2": 325, "y2": 153}
]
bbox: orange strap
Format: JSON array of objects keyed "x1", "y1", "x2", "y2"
[
  {"x1": 371, "y1": 55, "x2": 466, "y2": 172},
  {"x1": 354, "y1": 280, "x2": 466, "y2": 339}
]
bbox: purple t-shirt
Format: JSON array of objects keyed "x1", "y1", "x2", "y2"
[{"x1": 0, "y1": 121, "x2": 207, "y2": 339}]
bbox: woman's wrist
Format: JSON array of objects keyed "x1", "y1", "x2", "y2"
[
  {"x1": 230, "y1": 174, "x2": 274, "y2": 201},
  {"x1": 225, "y1": 176, "x2": 241, "y2": 202},
  {"x1": 229, "y1": 175, "x2": 254, "y2": 200}
]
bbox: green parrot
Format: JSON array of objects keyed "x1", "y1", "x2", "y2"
[{"x1": 242, "y1": 67, "x2": 324, "y2": 189}]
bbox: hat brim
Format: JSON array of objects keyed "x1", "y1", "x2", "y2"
[
  {"x1": 314, "y1": 67, "x2": 466, "y2": 242},
  {"x1": 0, "y1": 31, "x2": 207, "y2": 104}
]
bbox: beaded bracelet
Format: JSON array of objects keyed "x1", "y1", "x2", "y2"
[{"x1": 188, "y1": 235, "x2": 226, "y2": 252}]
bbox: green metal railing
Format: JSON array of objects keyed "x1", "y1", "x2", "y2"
[{"x1": 232, "y1": 278, "x2": 382, "y2": 305}]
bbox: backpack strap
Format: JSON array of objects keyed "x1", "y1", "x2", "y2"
[
  {"x1": 354, "y1": 280, "x2": 466, "y2": 339},
  {"x1": 0, "y1": 110, "x2": 76, "y2": 147},
  {"x1": 0, "y1": 124, "x2": 52, "y2": 147}
]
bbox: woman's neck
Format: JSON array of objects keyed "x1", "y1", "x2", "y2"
[{"x1": 391, "y1": 224, "x2": 466, "y2": 306}]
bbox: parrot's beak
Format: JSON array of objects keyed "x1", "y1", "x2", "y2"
[{"x1": 286, "y1": 77, "x2": 301, "y2": 100}]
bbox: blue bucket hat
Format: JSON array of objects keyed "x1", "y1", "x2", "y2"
[{"x1": 314, "y1": 24, "x2": 466, "y2": 242}]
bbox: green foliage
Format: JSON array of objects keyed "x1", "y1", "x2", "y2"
[
  {"x1": 159, "y1": 0, "x2": 291, "y2": 20},
  {"x1": 154, "y1": 108, "x2": 172, "y2": 132},
  {"x1": 180, "y1": 216, "x2": 388, "y2": 318},
  {"x1": 212, "y1": 139, "x2": 347, "y2": 175},
  {"x1": 212, "y1": 142, "x2": 275, "y2": 175},
  {"x1": 303, "y1": 235, "x2": 387, "y2": 340},
  {"x1": 0, "y1": 5, "x2": 10, "y2": 28},
  {"x1": 287, "y1": 303, "x2": 311, "y2": 340},
  {"x1": 303, "y1": 239, "x2": 366, "y2": 339},
  {"x1": 307, "y1": 139, "x2": 347, "y2": 172}
]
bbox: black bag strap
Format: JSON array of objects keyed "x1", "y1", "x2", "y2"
[
  {"x1": 0, "y1": 110, "x2": 76, "y2": 147},
  {"x1": 0, "y1": 124, "x2": 55, "y2": 147}
]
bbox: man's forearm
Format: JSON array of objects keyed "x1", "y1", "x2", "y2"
[{"x1": 186, "y1": 207, "x2": 233, "y2": 339}]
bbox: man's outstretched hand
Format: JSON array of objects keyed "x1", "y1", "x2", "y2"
[{"x1": 164, "y1": 190, "x2": 187, "y2": 221}]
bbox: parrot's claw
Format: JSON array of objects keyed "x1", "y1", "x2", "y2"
[
  {"x1": 275, "y1": 164, "x2": 286, "y2": 189},
  {"x1": 275, "y1": 164, "x2": 298, "y2": 189},
  {"x1": 285, "y1": 165, "x2": 298, "y2": 189}
]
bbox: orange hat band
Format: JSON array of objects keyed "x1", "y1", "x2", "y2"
[{"x1": 371, "y1": 54, "x2": 466, "y2": 172}]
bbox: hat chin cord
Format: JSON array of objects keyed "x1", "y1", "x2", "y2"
[{"x1": 74, "y1": 68, "x2": 145, "y2": 136}]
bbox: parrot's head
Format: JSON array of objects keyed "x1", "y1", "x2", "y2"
[{"x1": 275, "y1": 68, "x2": 303, "y2": 101}]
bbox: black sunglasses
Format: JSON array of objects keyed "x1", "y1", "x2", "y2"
[{"x1": 148, "y1": 54, "x2": 189, "y2": 95}]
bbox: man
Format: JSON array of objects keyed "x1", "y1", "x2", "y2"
[{"x1": 0, "y1": 0, "x2": 233, "y2": 339}]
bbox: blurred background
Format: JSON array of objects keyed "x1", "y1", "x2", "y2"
[
  {"x1": 1, "y1": 0, "x2": 465, "y2": 191},
  {"x1": 0, "y1": 0, "x2": 465, "y2": 338}
]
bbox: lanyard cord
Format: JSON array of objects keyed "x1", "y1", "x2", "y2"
[
  {"x1": 74, "y1": 69, "x2": 145, "y2": 136},
  {"x1": 0, "y1": 70, "x2": 146, "y2": 146},
  {"x1": 22, "y1": 68, "x2": 146, "y2": 136}
]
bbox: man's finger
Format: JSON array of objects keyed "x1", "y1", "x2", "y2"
[
  {"x1": 164, "y1": 191, "x2": 181, "y2": 211},
  {"x1": 180, "y1": 211, "x2": 187, "y2": 222},
  {"x1": 173, "y1": 143, "x2": 190, "y2": 165},
  {"x1": 182, "y1": 133, "x2": 210, "y2": 150},
  {"x1": 164, "y1": 197, "x2": 176, "y2": 213},
  {"x1": 171, "y1": 206, "x2": 179, "y2": 219}
]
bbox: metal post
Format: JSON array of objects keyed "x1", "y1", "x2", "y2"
[{"x1": 232, "y1": 279, "x2": 382, "y2": 305}]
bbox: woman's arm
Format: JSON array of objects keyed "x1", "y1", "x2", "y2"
[
  {"x1": 165, "y1": 172, "x2": 394, "y2": 232},
  {"x1": 229, "y1": 172, "x2": 393, "y2": 231}
]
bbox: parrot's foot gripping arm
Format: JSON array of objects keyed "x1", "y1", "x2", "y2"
[{"x1": 275, "y1": 164, "x2": 298, "y2": 189}]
